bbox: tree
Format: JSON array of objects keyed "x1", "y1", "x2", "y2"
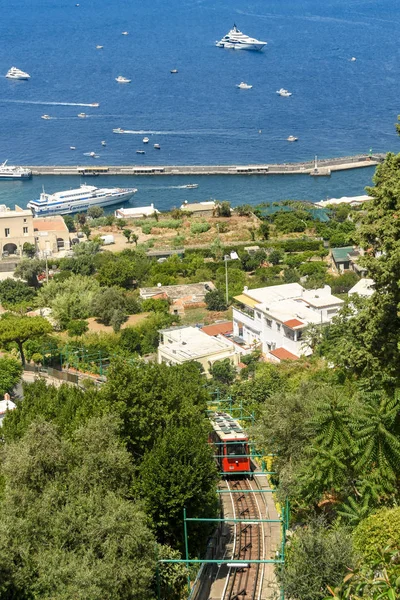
[
  {"x1": 210, "y1": 358, "x2": 236, "y2": 385},
  {"x1": 120, "y1": 327, "x2": 141, "y2": 353},
  {"x1": 76, "y1": 212, "x2": 86, "y2": 226},
  {"x1": 268, "y1": 249, "x2": 284, "y2": 265},
  {"x1": 215, "y1": 201, "x2": 231, "y2": 217},
  {"x1": 0, "y1": 314, "x2": 52, "y2": 365},
  {"x1": 87, "y1": 205, "x2": 104, "y2": 219},
  {"x1": 67, "y1": 319, "x2": 89, "y2": 337},
  {"x1": 131, "y1": 232, "x2": 139, "y2": 246},
  {"x1": 14, "y1": 258, "x2": 45, "y2": 288},
  {"x1": 301, "y1": 323, "x2": 324, "y2": 353},
  {"x1": 0, "y1": 417, "x2": 156, "y2": 599},
  {"x1": 91, "y1": 287, "x2": 127, "y2": 326},
  {"x1": 97, "y1": 258, "x2": 136, "y2": 288},
  {"x1": 116, "y1": 219, "x2": 127, "y2": 230},
  {"x1": 0, "y1": 357, "x2": 22, "y2": 396},
  {"x1": 140, "y1": 423, "x2": 218, "y2": 554},
  {"x1": 279, "y1": 518, "x2": 354, "y2": 600},
  {"x1": 81, "y1": 223, "x2": 91, "y2": 239},
  {"x1": 0, "y1": 278, "x2": 36, "y2": 306},
  {"x1": 235, "y1": 204, "x2": 253, "y2": 216},
  {"x1": 63, "y1": 214, "x2": 75, "y2": 232},
  {"x1": 23, "y1": 242, "x2": 36, "y2": 258},
  {"x1": 123, "y1": 228, "x2": 132, "y2": 242},
  {"x1": 110, "y1": 308, "x2": 126, "y2": 332},
  {"x1": 205, "y1": 289, "x2": 227, "y2": 311},
  {"x1": 258, "y1": 221, "x2": 270, "y2": 240}
]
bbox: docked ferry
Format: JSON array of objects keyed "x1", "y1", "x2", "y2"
[
  {"x1": 27, "y1": 184, "x2": 137, "y2": 216},
  {"x1": 0, "y1": 161, "x2": 32, "y2": 180}
]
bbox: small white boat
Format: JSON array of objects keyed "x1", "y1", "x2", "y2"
[
  {"x1": 89, "y1": 152, "x2": 96, "y2": 157},
  {"x1": 136, "y1": 150, "x2": 145, "y2": 154},
  {"x1": 121, "y1": 31, "x2": 129, "y2": 35},
  {"x1": 143, "y1": 137, "x2": 149, "y2": 143},
  {"x1": 101, "y1": 140, "x2": 106, "y2": 146},
  {"x1": 276, "y1": 88, "x2": 292, "y2": 97},
  {"x1": 170, "y1": 69, "x2": 178, "y2": 74},
  {"x1": 237, "y1": 82, "x2": 252, "y2": 89},
  {"x1": 350, "y1": 57, "x2": 357, "y2": 62},
  {"x1": 96, "y1": 45, "x2": 103, "y2": 49},
  {"x1": 287, "y1": 135, "x2": 298, "y2": 142},
  {"x1": 185, "y1": 183, "x2": 198, "y2": 189},
  {"x1": 41, "y1": 114, "x2": 51, "y2": 120},
  {"x1": 78, "y1": 112, "x2": 87, "y2": 118},
  {"x1": 113, "y1": 128, "x2": 125, "y2": 134},
  {"x1": 115, "y1": 76, "x2": 131, "y2": 83},
  {"x1": 89, "y1": 102, "x2": 100, "y2": 107},
  {"x1": 6, "y1": 66, "x2": 30, "y2": 80},
  {"x1": 154, "y1": 143, "x2": 160, "y2": 149},
  {"x1": 70, "y1": 146, "x2": 76, "y2": 150}
]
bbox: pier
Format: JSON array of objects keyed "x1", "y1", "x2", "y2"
[{"x1": 25, "y1": 153, "x2": 385, "y2": 177}]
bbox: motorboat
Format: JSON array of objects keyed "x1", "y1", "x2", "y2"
[
  {"x1": 27, "y1": 184, "x2": 137, "y2": 216},
  {"x1": 101, "y1": 140, "x2": 106, "y2": 146},
  {"x1": 237, "y1": 82, "x2": 252, "y2": 89},
  {"x1": 350, "y1": 57, "x2": 357, "y2": 62},
  {"x1": 121, "y1": 31, "x2": 129, "y2": 35},
  {"x1": 113, "y1": 128, "x2": 125, "y2": 134},
  {"x1": 41, "y1": 114, "x2": 51, "y2": 120},
  {"x1": 143, "y1": 137, "x2": 149, "y2": 143},
  {"x1": 216, "y1": 24, "x2": 266, "y2": 51},
  {"x1": 170, "y1": 69, "x2": 178, "y2": 74},
  {"x1": 154, "y1": 144, "x2": 160, "y2": 149},
  {"x1": 5, "y1": 66, "x2": 30, "y2": 80},
  {"x1": 89, "y1": 152, "x2": 96, "y2": 157},
  {"x1": 184, "y1": 184, "x2": 198, "y2": 189},
  {"x1": 96, "y1": 45, "x2": 103, "y2": 49},
  {"x1": 89, "y1": 102, "x2": 100, "y2": 107},
  {"x1": 276, "y1": 88, "x2": 292, "y2": 97},
  {"x1": 0, "y1": 160, "x2": 32, "y2": 180},
  {"x1": 115, "y1": 76, "x2": 131, "y2": 83},
  {"x1": 70, "y1": 146, "x2": 76, "y2": 150},
  {"x1": 77, "y1": 112, "x2": 87, "y2": 118},
  {"x1": 287, "y1": 135, "x2": 298, "y2": 142},
  {"x1": 136, "y1": 150, "x2": 145, "y2": 154}
]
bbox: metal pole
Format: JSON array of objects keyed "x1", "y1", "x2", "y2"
[
  {"x1": 183, "y1": 508, "x2": 191, "y2": 594},
  {"x1": 225, "y1": 255, "x2": 229, "y2": 304},
  {"x1": 45, "y1": 255, "x2": 49, "y2": 284}
]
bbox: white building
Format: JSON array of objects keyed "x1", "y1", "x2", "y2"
[
  {"x1": 158, "y1": 325, "x2": 241, "y2": 376},
  {"x1": 348, "y1": 278, "x2": 375, "y2": 298},
  {"x1": 0, "y1": 394, "x2": 16, "y2": 426},
  {"x1": 115, "y1": 204, "x2": 160, "y2": 219},
  {"x1": 233, "y1": 283, "x2": 344, "y2": 361}
]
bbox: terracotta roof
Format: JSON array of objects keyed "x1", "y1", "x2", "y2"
[
  {"x1": 283, "y1": 318, "x2": 304, "y2": 329},
  {"x1": 201, "y1": 322, "x2": 233, "y2": 337},
  {"x1": 33, "y1": 217, "x2": 69, "y2": 232},
  {"x1": 269, "y1": 347, "x2": 299, "y2": 361}
]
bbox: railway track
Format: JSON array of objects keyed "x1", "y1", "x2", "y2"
[{"x1": 222, "y1": 478, "x2": 265, "y2": 600}]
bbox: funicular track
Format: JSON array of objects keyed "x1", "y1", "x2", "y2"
[{"x1": 222, "y1": 478, "x2": 265, "y2": 600}]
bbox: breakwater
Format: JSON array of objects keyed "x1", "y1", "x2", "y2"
[{"x1": 25, "y1": 154, "x2": 385, "y2": 177}]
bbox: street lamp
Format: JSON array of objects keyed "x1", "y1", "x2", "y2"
[{"x1": 224, "y1": 252, "x2": 239, "y2": 304}]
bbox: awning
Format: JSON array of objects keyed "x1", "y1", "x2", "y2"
[{"x1": 234, "y1": 294, "x2": 259, "y2": 308}]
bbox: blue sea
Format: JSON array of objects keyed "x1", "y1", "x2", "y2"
[{"x1": 0, "y1": 0, "x2": 399, "y2": 210}]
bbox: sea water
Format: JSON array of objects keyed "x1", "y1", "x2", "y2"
[{"x1": 0, "y1": 0, "x2": 398, "y2": 207}]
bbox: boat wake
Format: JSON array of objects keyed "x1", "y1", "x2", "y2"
[
  {"x1": 0, "y1": 99, "x2": 99, "y2": 107},
  {"x1": 113, "y1": 129, "x2": 247, "y2": 136}
]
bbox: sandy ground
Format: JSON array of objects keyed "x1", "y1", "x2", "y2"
[{"x1": 86, "y1": 312, "x2": 149, "y2": 333}]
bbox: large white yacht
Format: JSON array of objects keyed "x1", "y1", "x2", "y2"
[
  {"x1": 0, "y1": 161, "x2": 32, "y2": 180},
  {"x1": 5, "y1": 66, "x2": 30, "y2": 80},
  {"x1": 216, "y1": 25, "x2": 266, "y2": 51},
  {"x1": 27, "y1": 184, "x2": 137, "y2": 216}
]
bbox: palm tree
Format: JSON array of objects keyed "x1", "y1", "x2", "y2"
[{"x1": 353, "y1": 390, "x2": 400, "y2": 482}]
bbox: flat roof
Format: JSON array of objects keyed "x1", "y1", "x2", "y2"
[
  {"x1": 331, "y1": 246, "x2": 354, "y2": 262},
  {"x1": 159, "y1": 326, "x2": 234, "y2": 360},
  {"x1": 33, "y1": 216, "x2": 69, "y2": 233},
  {"x1": 348, "y1": 278, "x2": 375, "y2": 297},
  {"x1": 141, "y1": 282, "x2": 214, "y2": 300},
  {"x1": 209, "y1": 412, "x2": 248, "y2": 441}
]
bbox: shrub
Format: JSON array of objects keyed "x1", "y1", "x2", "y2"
[
  {"x1": 215, "y1": 201, "x2": 231, "y2": 217},
  {"x1": 67, "y1": 320, "x2": 89, "y2": 337},
  {"x1": 235, "y1": 204, "x2": 253, "y2": 216},
  {"x1": 0, "y1": 279, "x2": 36, "y2": 306},
  {"x1": 141, "y1": 298, "x2": 170, "y2": 313},
  {"x1": 87, "y1": 206, "x2": 104, "y2": 219},
  {"x1": 353, "y1": 507, "x2": 400, "y2": 565},
  {"x1": 191, "y1": 222, "x2": 210, "y2": 235},
  {"x1": 205, "y1": 289, "x2": 227, "y2": 311}
]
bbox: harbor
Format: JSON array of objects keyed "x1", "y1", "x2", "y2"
[{"x1": 23, "y1": 153, "x2": 385, "y2": 177}]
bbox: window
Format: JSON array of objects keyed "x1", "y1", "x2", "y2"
[
  {"x1": 256, "y1": 311, "x2": 261, "y2": 319},
  {"x1": 266, "y1": 318, "x2": 272, "y2": 328},
  {"x1": 23, "y1": 218, "x2": 27, "y2": 223},
  {"x1": 23, "y1": 227, "x2": 28, "y2": 234},
  {"x1": 4, "y1": 228, "x2": 10, "y2": 238},
  {"x1": 277, "y1": 323, "x2": 281, "y2": 331},
  {"x1": 226, "y1": 443, "x2": 246, "y2": 457}
]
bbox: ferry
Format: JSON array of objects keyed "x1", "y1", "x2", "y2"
[
  {"x1": 27, "y1": 184, "x2": 137, "y2": 216},
  {"x1": 216, "y1": 25, "x2": 266, "y2": 51},
  {"x1": 0, "y1": 160, "x2": 32, "y2": 180}
]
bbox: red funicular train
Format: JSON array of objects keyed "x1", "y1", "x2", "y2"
[{"x1": 209, "y1": 412, "x2": 251, "y2": 475}]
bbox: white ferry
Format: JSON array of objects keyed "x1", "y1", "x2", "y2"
[
  {"x1": 27, "y1": 184, "x2": 137, "y2": 216},
  {"x1": 216, "y1": 25, "x2": 266, "y2": 51},
  {"x1": 0, "y1": 160, "x2": 32, "y2": 180}
]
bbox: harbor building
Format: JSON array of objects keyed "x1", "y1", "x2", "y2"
[
  {"x1": 232, "y1": 283, "x2": 343, "y2": 361},
  {"x1": 157, "y1": 325, "x2": 240, "y2": 376},
  {"x1": 0, "y1": 205, "x2": 35, "y2": 257}
]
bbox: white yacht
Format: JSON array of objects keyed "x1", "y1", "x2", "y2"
[
  {"x1": 101, "y1": 140, "x2": 106, "y2": 146},
  {"x1": 143, "y1": 137, "x2": 149, "y2": 143},
  {"x1": 350, "y1": 57, "x2": 357, "y2": 62},
  {"x1": 154, "y1": 143, "x2": 160, "y2": 149},
  {"x1": 89, "y1": 102, "x2": 100, "y2": 107},
  {"x1": 121, "y1": 31, "x2": 129, "y2": 35},
  {"x1": 287, "y1": 135, "x2": 298, "y2": 142},
  {"x1": 277, "y1": 88, "x2": 292, "y2": 97},
  {"x1": 0, "y1": 160, "x2": 32, "y2": 180},
  {"x1": 184, "y1": 183, "x2": 198, "y2": 189},
  {"x1": 113, "y1": 128, "x2": 125, "y2": 134},
  {"x1": 27, "y1": 184, "x2": 137, "y2": 216},
  {"x1": 96, "y1": 45, "x2": 103, "y2": 49},
  {"x1": 216, "y1": 25, "x2": 266, "y2": 51},
  {"x1": 41, "y1": 114, "x2": 51, "y2": 120},
  {"x1": 70, "y1": 146, "x2": 76, "y2": 150},
  {"x1": 115, "y1": 76, "x2": 131, "y2": 83},
  {"x1": 78, "y1": 112, "x2": 87, "y2": 118},
  {"x1": 5, "y1": 66, "x2": 30, "y2": 80},
  {"x1": 237, "y1": 82, "x2": 252, "y2": 89}
]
